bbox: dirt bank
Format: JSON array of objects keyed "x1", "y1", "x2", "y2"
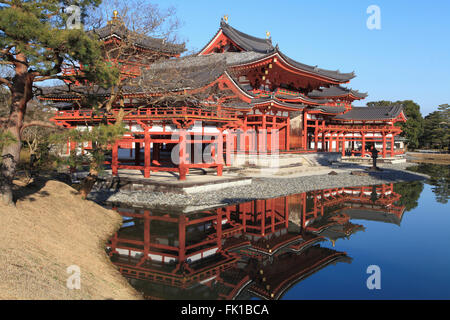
[{"x1": 0, "y1": 179, "x2": 141, "y2": 300}]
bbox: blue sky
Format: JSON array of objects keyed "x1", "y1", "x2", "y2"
[{"x1": 153, "y1": 0, "x2": 450, "y2": 116}]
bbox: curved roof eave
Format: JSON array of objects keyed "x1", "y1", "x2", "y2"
[{"x1": 228, "y1": 51, "x2": 356, "y2": 84}]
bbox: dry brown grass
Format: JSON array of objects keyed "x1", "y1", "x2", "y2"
[
  {"x1": 0, "y1": 179, "x2": 142, "y2": 300},
  {"x1": 409, "y1": 152, "x2": 450, "y2": 165}
]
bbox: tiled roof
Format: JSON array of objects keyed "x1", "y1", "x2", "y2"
[
  {"x1": 308, "y1": 86, "x2": 367, "y2": 99},
  {"x1": 333, "y1": 105, "x2": 404, "y2": 120},
  {"x1": 91, "y1": 23, "x2": 185, "y2": 54},
  {"x1": 310, "y1": 106, "x2": 347, "y2": 114},
  {"x1": 220, "y1": 19, "x2": 275, "y2": 54},
  {"x1": 277, "y1": 51, "x2": 355, "y2": 82}
]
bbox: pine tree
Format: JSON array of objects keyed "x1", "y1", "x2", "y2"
[
  {"x1": 420, "y1": 104, "x2": 449, "y2": 150},
  {"x1": 50, "y1": 111, "x2": 127, "y2": 199},
  {"x1": 0, "y1": 1, "x2": 119, "y2": 205}
]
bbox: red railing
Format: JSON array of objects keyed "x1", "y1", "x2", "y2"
[
  {"x1": 319, "y1": 124, "x2": 401, "y2": 131},
  {"x1": 52, "y1": 106, "x2": 240, "y2": 122}
]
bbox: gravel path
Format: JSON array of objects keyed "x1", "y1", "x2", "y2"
[{"x1": 88, "y1": 162, "x2": 428, "y2": 212}]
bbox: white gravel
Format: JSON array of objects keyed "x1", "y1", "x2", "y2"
[{"x1": 88, "y1": 163, "x2": 428, "y2": 211}]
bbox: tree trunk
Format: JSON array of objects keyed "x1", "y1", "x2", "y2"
[
  {"x1": 1, "y1": 124, "x2": 21, "y2": 205},
  {"x1": 79, "y1": 167, "x2": 99, "y2": 199},
  {"x1": 1, "y1": 56, "x2": 33, "y2": 206}
]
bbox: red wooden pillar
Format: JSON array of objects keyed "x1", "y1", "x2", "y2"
[
  {"x1": 313, "y1": 193, "x2": 318, "y2": 218},
  {"x1": 143, "y1": 210, "x2": 150, "y2": 258},
  {"x1": 260, "y1": 200, "x2": 266, "y2": 236},
  {"x1": 361, "y1": 132, "x2": 366, "y2": 157},
  {"x1": 239, "y1": 204, "x2": 246, "y2": 231},
  {"x1": 262, "y1": 113, "x2": 267, "y2": 129},
  {"x1": 216, "y1": 210, "x2": 222, "y2": 249},
  {"x1": 270, "y1": 199, "x2": 275, "y2": 233},
  {"x1": 391, "y1": 135, "x2": 395, "y2": 157},
  {"x1": 179, "y1": 131, "x2": 187, "y2": 180},
  {"x1": 258, "y1": 128, "x2": 267, "y2": 153},
  {"x1": 342, "y1": 134, "x2": 346, "y2": 157},
  {"x1": 216, "y1": 131, "x2": 224, "y2": 176},
  {"x1": 178, "y1": 215, "x2": 186, "y2": 263},
  {"x1": 112, "y1": 141, "x2": 119, "y2": 176},
  {"x1": 314, "y1": 120, "x2": 319, "y2": 151},
  {"x1": 262, "y1": 113, "x2": 268, "y2": 152},
  {"x1": 286, "y1": 116, "x2": 291, "y2": 151},
  {"x1": 328, "y1": 132, "x2": 333, "y2": 152},
  {"x1": 382, "y1": 133, "x2": 387, "y2": 158},
  {"x1": 322, "y1": 130, "x2": 326, "y2": 151},
  {"x1": 239, "y1": 128, "x2": 245, "y2": 153},
  {"x1": 69, "y1": 140, "x2": 76, "y2": 155},
  {"x1": 225, "y1": 131, "x2": 233, "y2": 166},
  {"x1": 285, "y1": 197, "x2": 289, "y2": 229},
  {"x1": 303, "y1": 111, "x2": 308, "y2": 149},
  {"x1": 242, "y1": 115, "x2": 248, "y2": 152},
  {"x1": 144, "y1": 129, "x2": 151, "y2": 178},
  {"x1": 302, "y1": 192, "x2": 307, "y2": 229},
  {"x1": 320, "y1": 190, "x2": 324, "y2": 217}
]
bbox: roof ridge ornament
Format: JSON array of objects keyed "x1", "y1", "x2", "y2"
[
  {"x1": 223, "y1": 15, "x2": 229, "y2": 24},
  {"x1": 108, "y1": 10, "x2": 123, "y2": 26}
]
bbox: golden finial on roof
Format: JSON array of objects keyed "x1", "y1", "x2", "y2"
[
  {"x1": 266, "y1": 31, "x2": 271, "y2": 39},
  {"x1": 223, "y1": 15, "x2": 228, "y2": 23},
  {"x1": 107, "y1": 10, "x2": 120, "y2": 25}
]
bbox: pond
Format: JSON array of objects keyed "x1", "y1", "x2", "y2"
[{"x1": 106, "y1": 163, "x2": 450, "y2": 300}]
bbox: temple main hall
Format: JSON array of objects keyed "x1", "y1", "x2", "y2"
[{"x1": 41, "y1": 15, "x2": 407, "y2": 180}]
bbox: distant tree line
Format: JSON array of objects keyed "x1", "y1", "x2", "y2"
[{"x1": 367, "y1": 100, "x2": 449, "y2": 151}]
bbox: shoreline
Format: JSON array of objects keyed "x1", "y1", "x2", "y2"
[{"x1": 89, "y1": 162, "x2": 429, "y2": 213}]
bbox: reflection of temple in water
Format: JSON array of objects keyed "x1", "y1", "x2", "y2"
[{"x1": 106, "y1": 183, "x2": 406, "y2": 300}]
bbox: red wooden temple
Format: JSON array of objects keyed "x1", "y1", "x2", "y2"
[
  {"x1": 106, "y1": 183, "x2": 405, "y2": 299},
  {"x1": 40, "y1": 14, "x2": 407, "y2": 180}
]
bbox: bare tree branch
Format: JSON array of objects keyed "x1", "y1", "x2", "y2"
[{"x1": 20, "y1": 120, "x2": 59, "y2": 135}]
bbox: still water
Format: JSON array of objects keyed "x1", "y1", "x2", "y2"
[{"x1": 106, "y1": 164, "x2": 450, "y2": 300}]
